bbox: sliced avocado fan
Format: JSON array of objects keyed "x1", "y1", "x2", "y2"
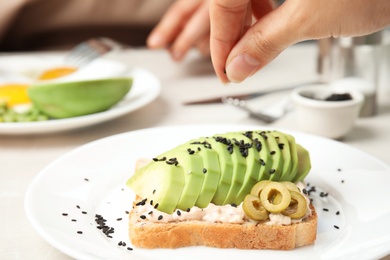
[{"x1": 127, "y1": 130, "x2": 311, "y2": 214}]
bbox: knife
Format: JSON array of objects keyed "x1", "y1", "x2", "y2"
[{"x1": 183, "y1": 81, "x2": 322, "y2": 105}]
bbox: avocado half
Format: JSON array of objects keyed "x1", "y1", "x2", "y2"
[{"x1": 28, "y1": 77, "x2": 132, "y2": 119}]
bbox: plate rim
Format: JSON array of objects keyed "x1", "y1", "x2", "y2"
[{"x1": 0, "y1": 63, "x2": 161, "y2": 135}]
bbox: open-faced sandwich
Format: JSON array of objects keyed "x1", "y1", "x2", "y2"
[{"x1": 126, "y1": 130, "x2": 317, "y2": 249}]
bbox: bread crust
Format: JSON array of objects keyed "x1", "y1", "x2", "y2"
[{"x1": 128, "y1": 204, "x2": 317, "y2": 249}]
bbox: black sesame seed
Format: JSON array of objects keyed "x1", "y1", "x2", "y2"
[
  {"x1": 71, "y1": 219, "x2": 77, "y2": 222},
  {"x1": 158, "y1": 215, "x2": 163, "y2": 220},
  {"x1": 107, "y1": 235, "x2": 113, "y2": 238},
  {"x1": 118, "y1": 241, "x2": 123, "y2": 246},
  {"x1": 177, "y1": 210, "x2": 181, "y2": 216},
  {"x1": 148, "y1": 211, "x2": 153, "y2": 215},
  {"x1": 152, "y1": 158, "x2": 158, "y2": 161},
  {"x1": 84, "y1": 178, "x2": 89, "y2": 182},
  {"x1": 231, "y1": 203, "x2": 237, "y2": 207},
  {"x1": 125, "y1": 211, "x2": 129, "y2": 214},
  {"x1": 82, "y1": 211, "x2": 87, "y2": 214},
  {"x1": 254, "y1": 139, "x2": 262, "y2": 152},
  {"x1": 77, "y1": 231, "x2": 83, "y2": 234},
  {"x1": 127, "y1": 247, "x2": 133, "y2": 251},
  {"x1": 323, "y1": 208, "x2": 329, "y2": 212},
  {"x1": 150, "y1": 200, "x2": 153, "y2": 205},
  {"x1": 136, "y1": 198, "x2": 147, "y2": 206},
  {"x1": 227, "y1": 144, "x2": 233, "y2": 154},
  {"x1": 140, "y1": 215, "x2": 146, "y2": 219},
  {"x1": 203, "y1": 168, "x2": 207, "y2": 174},
  {"x1": 334, "y1": 225, "x2": 340, "y2": 229},
  {"x1": 270, "y1": 151, "x2": 276, "y2": 155},
  {"x1": 320, "y1": 192, "x2": 329, "y2": 197},
  {"x1": 278, "y1": 143, "x2": 284, "y2": 149},
  {"x1": 62, "y1": 213, "x2": 68, "y2": 216},
  {"x1": 106, "y1": 228, "x2": 115, "y2": 234},
  {"x1": 116, "y1": 218, "x2": 122, "y2": 221},
  {"x1": 341, "y1": 180, "x2": 345, "y2": 183},
  {"x1": 336, "y1": 211, "x2": 340, "y2": 215},
  {"x1": 259, "y1": 159, "x2": 265, "y2": 166},
  {"x1": 153, "y1": 189, "x2": 156, "y2": 194},
  {"x1": 154, "y1": 203, "x2": 159, "y2": 209},
  {"x1": 122, "y1": 242, "x2": 126, "y2": 246},
  {"x1": 269, "y1": 169, "x2": 276, "y2": 174},
  {"x1": 76, "y1": 205, "x2": 80, "y2": 209},
  {"x1": 186, "y1": 208, "x2": 190, "y2": 212}
]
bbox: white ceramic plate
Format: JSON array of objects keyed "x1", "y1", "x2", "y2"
[
  {"x1": 0, "y1": 56, "x2": 160, "y2": 134},
  {"x1": 25, "y1": 125, "x2": 390, "y2": 260}
]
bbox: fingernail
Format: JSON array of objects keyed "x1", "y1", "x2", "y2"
[
  {"x1": 226, "y1": 54, "x2": 261, "y2": 83},
  {"x1": 170, "y1": 49, "x2": 184, "y2": 61},
  {"x1": 147, "y1": 33, "x2": 164, "y2": 48}
]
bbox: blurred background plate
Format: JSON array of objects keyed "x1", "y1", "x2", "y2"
[{"x1": 0, "y1": 56, "x2": 161, "y2": 134}]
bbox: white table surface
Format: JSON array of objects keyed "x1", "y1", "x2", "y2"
[{"x1": 1, "y1": 42, "x2": 390, "y2": 259}]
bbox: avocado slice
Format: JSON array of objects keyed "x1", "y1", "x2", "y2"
[
  {"x1": 284, "y1": 133, "x2": 299, "y2": 181},
  {"x1": 28, "y1": 77, "x2": 132, "y2": 118},
  {"x1": 259, "y1": 131, "x2": 283, "y2": 181},
  {"x1": 249, "y1": 131, "x2": 272, "y2": 181},
  {"x1": 205, "y1": 137, "x2": 234, "y2": 205},
  {"x1": 160, "y1": 146, "x2": 206, "y2": 211},
  {"x1": 269, "y1": 131, "x2": 292, "y2": 181},
  {"x1": 213, "y1": 133, "x2": 247, "y2": 205},
  {"x1": 231, "y1": 132, "x2": 262, "y2": 205},
  {"x1": 292, "y1": 144, "x2": 311, "y2": 182},
  {"x1": 180, "y1": 139, "x2": 222, "y2": 208},
  {"x1": 126, "y1": 159, "x2": 184, "y2": 214}
]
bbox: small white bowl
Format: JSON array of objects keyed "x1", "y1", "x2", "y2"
[{"x1": 291, "y1": 84, "x2": 364, "y2": 139}]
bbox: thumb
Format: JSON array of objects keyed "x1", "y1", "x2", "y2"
[{"x1": 225, "y1": 5, "x2": 303, "y2": 83}]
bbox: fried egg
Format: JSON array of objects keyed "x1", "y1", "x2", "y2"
[
  {"x1": 0, "y1": 58, "x2": 129, "y2": 108},
  {"x1": 0, "y1": 66, "x2": 78, "y2": 107}
]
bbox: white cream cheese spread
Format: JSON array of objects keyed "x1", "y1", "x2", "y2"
[
  {"x1": 135, "y1": 202, "x2": 246, "y2": 224},
  {"x1": 134, "y1": 182, "x2": 311, "y2": 225}
]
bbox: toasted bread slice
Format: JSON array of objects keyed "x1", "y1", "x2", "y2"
[{"x1": 128, "y1": 203, "x2": 317, "y2": 249}]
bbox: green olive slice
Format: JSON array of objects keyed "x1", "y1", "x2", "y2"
[
  {"x1": 280, "y1": 181, "x2": 300, "y2": 192},
  {"x1": 260, "y1": 182, "x2": 291, "y2": 213},
  {"x1": 243, "y1": 194, "x2": 269, "y2": 221},
  {"x1": 250, "y1": 180, "x2": 271, "y2": 197},
  {"x1": 282, "y1": 191, "x2": 307, "y2": 219}
]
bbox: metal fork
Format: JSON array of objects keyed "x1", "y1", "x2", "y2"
[
  {"x1": 63, "y1": 37, "x2": 123, "y2": 68},
  {"x1": 222, "y1": 96, "x2": 289, "y2": 123}
]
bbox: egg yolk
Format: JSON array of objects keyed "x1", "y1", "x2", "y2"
[
  {"x1": 38, "y1": 66, "x2": 78, "y2": 80},
  {"x1": 0, "y1": 84, "x2": 30, "y2": 107}
]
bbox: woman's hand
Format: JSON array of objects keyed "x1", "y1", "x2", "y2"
[
  {"x1": 147, "y1": 0, "x2": 210, "y2": 61},
  {"x1": 210, "y1": 0, "x2": 390, "y2": 83}
]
